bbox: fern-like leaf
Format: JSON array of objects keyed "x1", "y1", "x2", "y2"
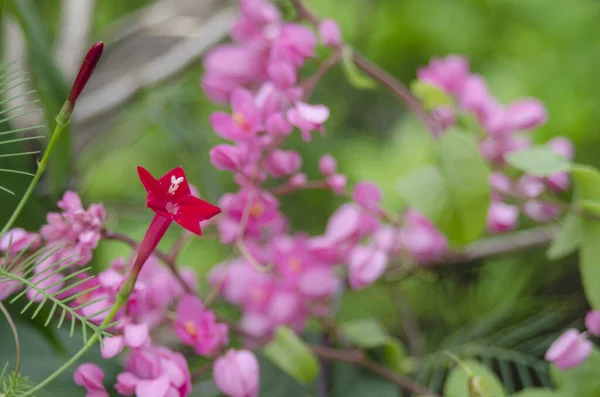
[
  {"x1": 0, "y1": 61, "x2": 44, "y2": 196},
  {"x1": 1, "y1": 241, "x2": 112, "y2": 343},
  {"x1": 0, "y1": 362, "x2": 33, "y2": 397}
]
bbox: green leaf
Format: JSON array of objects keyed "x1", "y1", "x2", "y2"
[
  {"x1": 340, "y1": 318, "x2": 407, "y2": 373},
  {"x1": 340, "y1": 319, "x2": 389, "y2": 347},
  {"x1": 546, "y1": 214, "x2": 583, "y2": 260},
  {"x1": 397, "y1": 165, "x2": 447, "y2": 223},
  {"x1": 505, "y1": 147, "x2": 571, "y2": 177},
  {"x1": 550, "y1": 346, "x2": 600, "y2": 396},
  {"x1": 341, "y1": 47, "x2": 377, "y2": 90},
  {"x1": 578, "y1": 219, "x2": 600, "y2": 309},
  {"x1": 410, "y1": 80, "x2": 453, "y2": 111},
  {"x1": 398, "y1": 131, "x2": 490, "y2": 246},
  {"x1": 263, "y1": 326, "x2": 319, "y2": 385},
  {"x1": 579, "y1": 200, "x2": 600, "y2": 215},
  {"x1": 444, "y1": 360, "x2": 508, "y2": 397},
  {"x1": 571, "y1": 165, "x2": 600, "y2": 200},
  {"x1": 511, "y1": 389, "x2": 565, "y2": 397},
  {"x1": 438, "y1": 130, "x2": 490, "y2": 245}
]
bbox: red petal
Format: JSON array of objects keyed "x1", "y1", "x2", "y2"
[
  {"x1": 174, "y1": 196, "x2": 222, "y2": 235},
  {"x1": 137, "y1": 166, "x2": 161, "y2": 197},
  {"x1": 158, "y1": 166, "x2": 191, "y2": 202}
]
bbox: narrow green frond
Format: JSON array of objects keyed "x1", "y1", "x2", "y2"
[
  {"x1": 0, "y1": 185, "x2": 15, "y2": 195},
  {"x1": 0, "y1": 135, "x2": 44, "y2": 145},
  {"x1": 0, "y1": 100, "x2": 41, "y2": 116},
  {"x1": 0, "y1": 151, "x2": 41, "y2": 158},
  {"x1": 0, "y1": 89, "x2": 37, "y2": 106},
  {"x1": 0, "y1": 125, "x2": 44, "y2": 137},
  {"x1": 0, "y1": 169, "x2": 35, "y2": 176},
  {"x1": 0, "y1": 109, "x2": 43, "y2": 124}
]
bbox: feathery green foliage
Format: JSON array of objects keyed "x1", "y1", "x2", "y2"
[
  {"x1": 1, "y1": 239, "x2": 113, "y2": 343},
  {"x1": 0, "y1": 62, "x2": 43, "y2": 197},
  {"x1": 0, "y1": 363, "x2": 32, "y2": 397}
]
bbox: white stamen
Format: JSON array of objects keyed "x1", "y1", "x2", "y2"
[{"x1": 168, "y1": 175, "x2": 184, "y2": 195}]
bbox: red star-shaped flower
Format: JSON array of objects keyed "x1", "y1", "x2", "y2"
[{"x1": 137, "y1": 166, "x2": 221, "y2": 235}]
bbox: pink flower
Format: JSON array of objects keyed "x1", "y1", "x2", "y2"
[
  {"x1": 101, "y1": 335, "x2": 125, "y2": 359},
  {"x1": 267, "y1": 61, "x2": 296, "y2": 89},
  {"x1": 546, "y1": 172, "x2": 570, "y2": 192},
  {"x1": 489, "y1": 172, "x2": 512, "y2": 196},
  {"x1": 432, "y1": 106, "x2": 456, "y2": 130},
  {"x1": 417, "y1": 55, "x2": 470, "y2": 95},
  {"x1": 27, "y1": 260, "x2": 65, "y2": 302},
  {"x1": 458, "y1": 75, "x2": 495, "y2": 121},
  {"x1": 0, "y1": 228, "x2": 40, "y2": 253},
  {"x1": 298, "y1": 267, "x2": 339, "y2": 298},
  {"x1": 318, "y1": 154, "x2": 337, "y2": 175},
  {"x1": 319, "y1": 19, "x2": 342, "y2": 48},
  {"x1": 175, "y1": 294, "x2": 228, "y2": 356},
  {"x1": 210, "y1": 144, "x2": 244, "y2": 172},
  {"x1": 213, "y1": 349, "x2": 260, "y2": 397},
  {"x1": 402, "y1": 210, "x2": 448, "y2": 264},
  {"x1": 585, "y1": 310, "x2": 600, "y2": 336},
  {"x1": 545, "y1": 329, "x2": 592, "y2": 370},
  {"x1": 548, "y1": 136, "x2": 574, "y2": 160},
  {"x1": 505, "y1": 98, "x2": 547, "y2": 131},
  {"x1": 289, "y1": 173, "x2": 307, "y2": 187},
  {"x1": 266, "y1": 289, "x2": 302, "y2": 326},
  {"x1": 373, "y1": 226, "x2": 403, "y2": 255},
  {"x1": 265, "y1": 112, "x2": 292, "y2": 136},
  {"x1": 116, "y1": 346, "x2": 191, "y2": 397},
  {"x1": 352, "y1": 181, "x2": 382, "y2": 212},
  {"x1": 218, "y1": 188, "x2": 280, "y2": 240},
  {"x1": 210, "y1": 89, "x2": 263, "y2": 141},
  {"x1": 487, "y1": 201, "x2": 519, "y2": 234},
  {"x1": 286, "y1": 102, "x2": 330, "y2": 141},
  {"x1": 517, "y1": 175, "x2": 545, "y2": 198},
  {"x1": 265, "y1": 150, "x2": 302, "y2": 177},
  {"x1": 327, "y1": 174, "x2": 347, "y2": 194},
  {"x1": 523, "y1": 200, "x2": 560, "y2": 223},
  {"x1": 348, "y1": 245, "x2": 388, "y2": 289},
  {"x1": 271, "y1": 24, "x2": 317, "y2": 67},
  {"x1": 74, "y1": 363, "x2": 108, "y2": 397}
]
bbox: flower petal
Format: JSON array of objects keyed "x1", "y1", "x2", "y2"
[
  {"x1": 124, "y1": 323, "x2": 150, "y2": 348},
  {"x1": 174, "y1": 196, "x2": 222, "y2": 235},
  {"x1": 137, "y1": 166, "x2": 161, "y2": 197}
]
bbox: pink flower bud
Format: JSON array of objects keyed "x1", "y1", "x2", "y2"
[
  {"x1": 402, "y1": 210, "x2": 448, "y2": 264},
  {"x1": 373, "y1": 226, "x2": 403, "y2": 255},
  {"x1": 348, "y1": 245, "x2": 388, "y2": 289},
  {"x1": 523, "y1": 200, "x2": 560, "y2": 222},
  {"x1": 517, "y1": 175, "x2": 545, "y2": 198},
  {"x1": 318, "y1": 19, "x2": 342, "y2": 48},
  {"x1": 489, "y1": 172, "x2": 512, "y2": 195},
  {"x1": 265, "y1": 150, "x2": 302, "y2": 177},
  {"x1": 586, "y1": 310, "x2": 600, "y2": 336},
  {"x1": 266, "y1": 112, "x2": 293, "y2": 136},
  {"x1": 289, "y1": 173, "x2": 307, "y2": 188},
  {"x1": 505, "y1": 98, "x2": 547, "y2": 131},
  {"x1": 124, "y1": 323, "x2": 149, "y2": 349},
  {"x1": 487, "y1": 201, "x2": 519, "y2": 234},
  {"x1": 319, "y1": 154, "x2": 337, "y2": 175},
  {"x1": 74, "y1": 363, "x2": 108, "y2": 397},
  {"x1": 101, "y1": 335, "x2": 124, "y2": 359},
  {"x1": 327, "y1": 174, "x2": 347, "y2": 194},
  {"x1": 545, "y1": 329, "x2": 592, "y2": 370},
  {"x1": 352, "y1": 181, "x2": 382, "y2": 211},
  {"x1": 0, "y1": 228, "x2": 40, "y2": 253},
  {"x1": 267, "y1": 61, "x2": 296, "y2": 88},
  {"x1": 210, "y1": 144, "x2": 241, "y2": 171},
  {"x1": 546, "y1": 172, "x2": 570, "y2": 192},
  {"x1": 548, "y1": 136, "x2": 574, "y2": 160},
  {"x1": 68, "y1": 42, "x2": 104, "y2": 104},
  {"x1": 213, "y1": 349, "x2": 260, "y2": 397}
]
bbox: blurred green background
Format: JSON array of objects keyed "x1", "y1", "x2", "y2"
[{"x1": 1, "y1": 0, "x2": 599, "y2": 395}]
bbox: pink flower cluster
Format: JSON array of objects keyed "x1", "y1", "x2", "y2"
[
  {"x1": 417, "y1": 56, "x2": 575, "y2": 233},
  {"x1": 202, "y1": 0, "x2": 450, "y2": 342},
  {"x1": 0, "y1": 191, "x2": 105, "y2": 302}
]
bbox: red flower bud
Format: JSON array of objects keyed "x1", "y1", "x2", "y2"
[{"x1": 67, "y1": 42, "x2": 104, "y2": 104}]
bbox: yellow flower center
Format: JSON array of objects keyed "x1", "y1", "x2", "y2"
[
  {"x1": 233, "y1": 113, "x2": 251, "y2": 132},
  {"x1": 250, "y1": 202, "x2": 265, "y2": 218},
  {"x1": 184, "y1": 321, "x2": 197, "y2": 338},
  {"x1": 288, "y1": 256, "x2": 302, "y2": 273}
]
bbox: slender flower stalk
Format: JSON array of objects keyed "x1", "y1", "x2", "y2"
[{"x1": 0, "y1": 42, "x2": 104, "y2": 238}]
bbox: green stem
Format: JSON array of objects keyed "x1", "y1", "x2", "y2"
[
  {"x1": 18, "y1": 281, "x2": 130, "y2": 397},
  {"x1": 0, "y1": 104, "x2": 71, "y2": 237}
]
